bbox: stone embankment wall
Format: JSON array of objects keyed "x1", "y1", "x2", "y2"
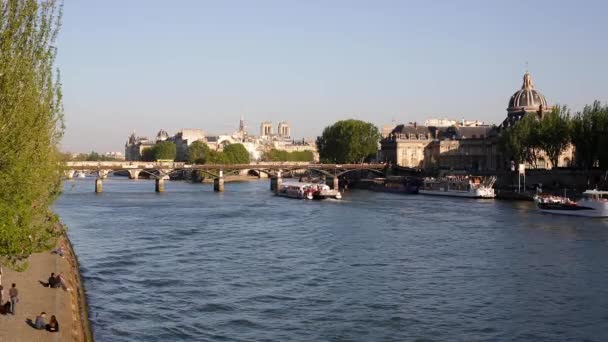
[{"x1": 493, "y1": 169, "x2": 607, "y2": 192}]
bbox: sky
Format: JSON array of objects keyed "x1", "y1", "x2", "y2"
[{"x1": 57, "y1": 0, "x2": 608, "y2": 153}]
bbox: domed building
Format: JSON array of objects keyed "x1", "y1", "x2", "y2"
[
  {"x1": 501, "y1": 72, "x2": 552, "y2": 128},
  {"x1": 155, "y1": 129, "x2": 170, "y2": 143}
]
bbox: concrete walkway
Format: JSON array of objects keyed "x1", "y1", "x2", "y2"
[{"x1": 0, "y1": 238, "x2": 84, "y2": 341}]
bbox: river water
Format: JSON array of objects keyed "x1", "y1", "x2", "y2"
[{"x1": 54, "y1": 177, "x2": 608, "y2": 341}]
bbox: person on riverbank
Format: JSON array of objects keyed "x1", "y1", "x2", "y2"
[
  {"x1": 51, "y1": 246, "x2": 64, "y2": 258},
  {"x1": 9, "y1": 283, "x2": 18, "y2": 315},
  {"x1": 46, "y1": 315, "x2": 59, "y2": 332},
  {"x1": 57, "y1": 273, "x2": 70, "y2": 291},
  {"x1": 34, "y1": 312, "x2": 46, "y2": 329},
  {"x1": 46, "y1": 273, "x2": 58, "y2": 288}
]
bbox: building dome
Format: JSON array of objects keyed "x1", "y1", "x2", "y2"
[
  {"x1": 507, "y1": 72, "x2": 548, "y2": 114},
  {"x1": 156, "y1": 129, "x2": 169, "y2": 142}
]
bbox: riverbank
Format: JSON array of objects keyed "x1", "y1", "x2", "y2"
[{"x1": 0, "y1": 235, "x2": 92, "y2": 341}]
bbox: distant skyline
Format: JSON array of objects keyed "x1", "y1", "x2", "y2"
[{"x1": 57, "y1": 0, "x2": 608, "y2": 152}]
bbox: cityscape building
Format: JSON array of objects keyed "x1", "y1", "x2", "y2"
[{"x1": 380, "y1": 72, "x2": 573, "y2": 170}]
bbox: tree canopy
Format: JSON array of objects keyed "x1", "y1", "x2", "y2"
[
  {"x1": 569, "y1": 101, "x2": 608, "y2": 169},
  {"x1": 142, "y1": 141, "x2": 177, "y2": 161},
  {"x1": 217, "y1": 143, "x2": 250, "y2": 164},
  {"x1": 499, "y1": 101, "x2": 608, "y2": 170},
  {"x1": 261, "y1": 149, "x2": 314, "y2": 162},
  {"x1": 316, "y1": 119, "x2": 380, "y2": 163},
  {"x1": 0, "y1": 0, "x2": 64, "y2": 264},
  {"x1": 187, "y1": 140, "x2": 211, "y2": 164}
]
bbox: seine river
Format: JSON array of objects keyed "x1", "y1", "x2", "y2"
[{"x1": 54, "y1": 177, "x2": 608, "y2": 342}]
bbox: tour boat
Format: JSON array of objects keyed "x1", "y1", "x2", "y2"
[
  {"x1": 277, "y1": 181, "x2": 342, "y2": 200},
  {"x1": 419, "y1": 176, "x2": 496, "y2": 198},
  {"x1": 75, "y1": 171, "x2": 86, "y2": 178},
  {"x1": 534, "y1": 190, "x2": 608, "y2": 217}
]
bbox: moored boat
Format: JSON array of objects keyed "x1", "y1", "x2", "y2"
[
  {"x1": 369, "y1": 176, "x2": 422, "y2": 194},
  {"x1": 277, "y1": 181, "x2": 342, "y2": 200},
  {"x1": 534, "y1": 190, "x2": 608, "y2": 217},
  {"x1": 75, "y1": 171, "x2": 86, "y2": 178},
  {"x1": 419, "y1": 176, "x2": 496, "y2": 198}
]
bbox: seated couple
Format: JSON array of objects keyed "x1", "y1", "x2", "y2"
[
  {"x1": 34, "y1": 312, "x2": 60, "y2": 332},
  {"x1": 41, "y1": 273, "x2": 69, "y2": 290}
]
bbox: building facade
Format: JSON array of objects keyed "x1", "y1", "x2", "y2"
[{"x1": 380, "y1": 72, "x2": 572, "y2": 171}]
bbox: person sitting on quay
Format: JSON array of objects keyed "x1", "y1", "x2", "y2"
[
  {"x1": 57, "y1": 273, "x2": 70, "y2": 291},
  {"x1": 46, "y1": 315, "x2": 59, "y2": 332},
  {"x1": 34, "y1": 312, "x2": 47, "y2": 329},
  {"x1": 51, "y1": 246, "x2": 64, "y2": 258},
  {"x1": 40, "y1": 272, "x2": 61, "y2": 288}
]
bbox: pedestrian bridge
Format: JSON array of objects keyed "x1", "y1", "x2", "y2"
[{"x1": 63, "y1": 161, "x2": 387, "y2": 193}]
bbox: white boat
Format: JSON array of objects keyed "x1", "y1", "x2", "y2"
[
  {"x1": 75, "y1": 171, "x2": 86, "y2": 178},
  {"x1": 277, "y1": 181, "x2": 342, "y2": 200},
  {"x1": 535, "y1": 190, "x2": 608, "y2": 217},
  {"x1": 419, "y1": 176, "x2": 496, "y2": 198}
]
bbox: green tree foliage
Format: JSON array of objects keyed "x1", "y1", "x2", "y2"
[
  {"x1": 187, "y1": 140, "x2": 211, "y2": 164},
  {"x1": 316, "y1": 119, "x2": 380, "y2": 163},
  {"x1": 261, "y1": 149, "x2": 314, "y2": 162},
  {"x1": 153, "y1": 141, "x2": 176, "y2": 161},
  {"x1": 222, "y1": 143, "x2": 250, "y2": 164},
  {"x1": 570, "y1": 101, "x2": 608, "y2": 169},
  {"x1": 141, "y1": 147, "x2": 155, "y2": 162},
  {"x1": 68, "y1": 151, "x2": 120, "y2": 161},
  {"x1": 0, "y1": 0, "x2": 64, "y2": 262},
  {"x1": 538, "y1": 106, "x2": 571, "y2": 168},
  {"x1": 499, "y1": 114, "x2": 549, "y2": 167},
  {"x1": 141, "y1": 142, "x2": 177, "y2": 161}
]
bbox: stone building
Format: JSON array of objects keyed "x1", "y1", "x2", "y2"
[
  {"x1": 173, "y1": 129, "x2": 205, "y2": 162},
  {"x1": 277, "y1": 122, "x2": 290, "y2": 139},
  {"x1": 260, "y1": 122, "x2": 272, "y2": 137},
  {"x1": 380, "y1": 72, "x2": 572, "y2": 171},
  {"x1": 125, "y1": 132, "x2": 155, "y2": 161}
]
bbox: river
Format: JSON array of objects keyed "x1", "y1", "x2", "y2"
[{"x1": 54, "y1": 177, "x2": 608, "y2": 341}]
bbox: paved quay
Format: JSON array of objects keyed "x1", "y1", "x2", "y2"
[{"x1": 0, "y1": 237, "x2": 88, "y2": 342}]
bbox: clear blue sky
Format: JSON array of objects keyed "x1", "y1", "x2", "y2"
[{"x1": 57, "y1": 0, "x2": 608, "y2": 152}]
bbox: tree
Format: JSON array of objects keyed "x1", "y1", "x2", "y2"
[
  {"x1": 187, "y1": 140, "x2": 211, "y2": 164},
  {"x1": 152, "y1": 141, "x2": 176, "y2": 161},
  {"x1": 222, "y1": 143, "x2": 250, "y2": 164},
  {"x1": 0, "y1": 0, "x2": 64, "y2": 264},
  {"x1": 261, "y1": 149, "x2": 314, "y2": 162},
  {"x1": 316, "y1": 119, "x2": 380, "y2": 163},
  {"x1": 538, "y1": 106, "x2": 571, "y2": 168},
  {"x1": 141, "y1": 147, "x2": 155, "y2": 162},
  {"x1": 570, "y1": 101, "x2": 608, "y2": 169},
  {"x1": 498, "y1": 114, "x2": 541, "y2": 167}
]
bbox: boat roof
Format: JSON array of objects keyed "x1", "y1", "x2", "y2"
[
  {"x1": 281, "y1": 181, "x2": 314, "y2": 187},
  {"x1": 583, "y1": 189, "x2": 608, "y2": 195}
]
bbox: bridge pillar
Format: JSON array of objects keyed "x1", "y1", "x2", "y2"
[
  {"x1": 214, "y1": 170, "x2": 224, "y2": 192},
  {"x1": 99, "y1": 169, "x2": 109, "y2": 179},
  {"x1": 333, "y1": 176, "x2": 340, "y2": 190},
  {"x1": 128, "y1": 169, "x2": 141, "y2": 180},
  {"x1": 270, "y1": 170, "x2": 282, "y2": 192},
  {"x1": 155, "y1": 177, "x2": 165, "y2": 192},
  {"x1": 65, "y1": 170, "x2": 75, "y2": 179},
  {"x1": 95, "y1": 178, "x2": 103, "y2": 193}
]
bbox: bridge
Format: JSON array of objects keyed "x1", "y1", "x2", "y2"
[{"x1": 64, "y1": 161, "x2": 387, "y2": 193}]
